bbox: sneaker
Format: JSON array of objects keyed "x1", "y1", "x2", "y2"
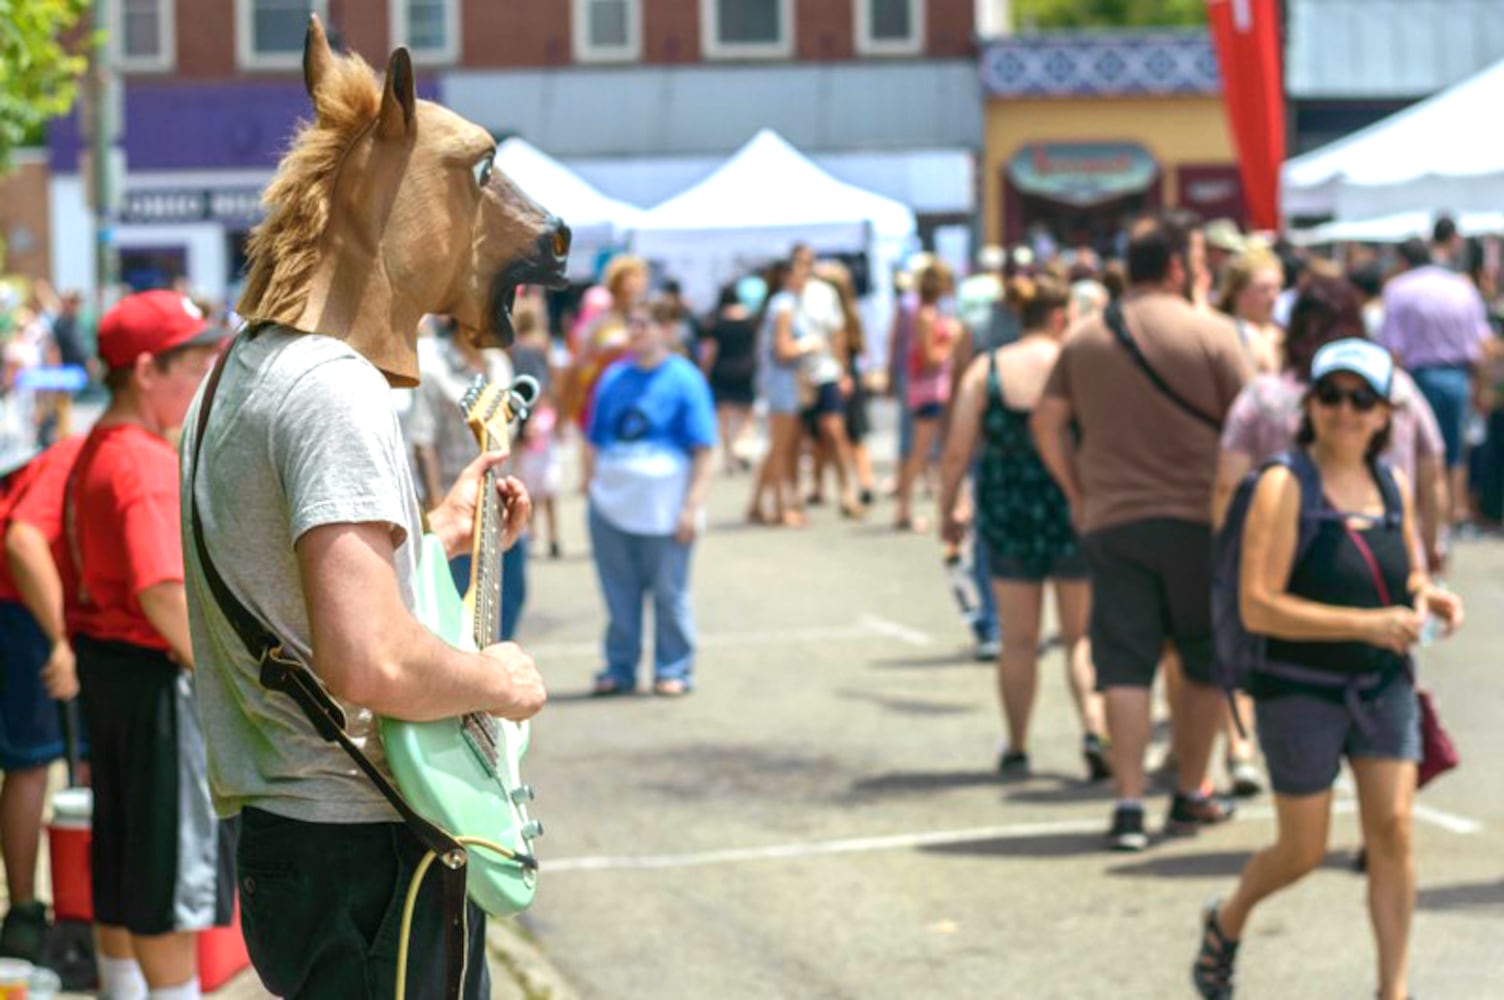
[
  {"x1": 1083, "y1": 733, "x2": 1112, "y2": 782},
  {"x1": 974, "y1": 637, "x2": 1001, "y2": 662},
  {"x1": 548, "y1": 541, "x2": 562, "y2": 559},
  {"x1": 997, "y1": 749, "x2": 1031, "y2": 779},
  {"x1": 1166, "y1": 792, "x2": 1237, "y2": 837},
  {"x1": 1191, "y1": 898, "x2": 1238, "y2": 999},
  {"x1": 1107, "y1": 805, "x2": 1148, "y2": 852},
  {"x1": 1228, "y1": 758, "x2": 1264, "y2": 798},
  {"x1": 0, "y1": 901, "x2": 48, "y2": 962}
]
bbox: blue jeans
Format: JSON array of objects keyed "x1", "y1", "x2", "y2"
[
  {"x1": 448, "y1": 534, "x2": 529, "y2": 642},
  {"x1": 588, "y1": 505, "x2": 695, "y2": 688},
  {"x1": 1412, "y1": 365, "x2": 1471, "y2": 468},
  {"x1": 970, "y1": 527, "x2": 1000, "y2": 645}
]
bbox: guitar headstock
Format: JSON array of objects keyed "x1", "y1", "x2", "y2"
[{"x1": 459, "y1": 375, "x2": 540, "y2": 454}]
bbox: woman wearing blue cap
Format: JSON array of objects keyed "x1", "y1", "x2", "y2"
[{"x1": 1194, "y1": 338, "x2": 1465, "y2": 1000}]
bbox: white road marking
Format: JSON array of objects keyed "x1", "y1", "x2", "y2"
[
  {"x1": 526, "y1": 617, "x2": 933, "y2": 659},
  {"x1": 857, "y1": 614, "x2": 933, "y2": 647},
  {"x1": 1414, "y1": 803, "x2": 1486, "y2": 835},
  {"x1": 543, "y1": 798, "x2": 1482, "y2": 875}
]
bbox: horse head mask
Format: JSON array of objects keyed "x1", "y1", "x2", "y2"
[{"x1": 237, "y1": 16, "x2": 569, "y2": 386}]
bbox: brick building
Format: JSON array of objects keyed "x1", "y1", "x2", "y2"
[{"x1": 48, "y1": 0, "x2": 982, "y2": 302}]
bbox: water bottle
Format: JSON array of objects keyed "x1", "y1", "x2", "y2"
[{"x1": 944, "y1": 551, "x2": 980, "y2": 624}]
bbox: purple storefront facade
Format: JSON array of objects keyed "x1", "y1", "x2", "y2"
[{"x1": 48, "y1": 77, "x2": 438, "y2": 301}]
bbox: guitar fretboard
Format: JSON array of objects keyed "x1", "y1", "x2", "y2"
[{"x1": 462, "y1": 426, "x2": 508, "y2": 775}]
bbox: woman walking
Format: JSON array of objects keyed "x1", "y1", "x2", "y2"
[
  {"x1": 1217, "y1": 247, "x2": 1286, "y2": 375},
  {"x1": 746, "y1": 254, "x2": 818, "y2": 526},
  {"x1": 895, "y1": 261, "x2": 960, "y2": 532},
  {"x1": 819, "y1": 261, "x2": 877, "y2": 506},
  {"x1": 587, "y1": 300, "x2": 717, "y2": 697},
  {"x1": 1193, "y1": 338, "x2": 1464, "y2": 1000},
  {"x1": 701, "y1": 281, "x2": 761, "y2": 475},
  {"x1": 939, "y1": 275, "x2": 1108, "y2": 780}
]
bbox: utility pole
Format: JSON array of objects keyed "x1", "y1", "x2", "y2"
[{"x1": 88, "y1": 0, "x2": 118, "y2": 309}]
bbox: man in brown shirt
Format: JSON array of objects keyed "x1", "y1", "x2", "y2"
[{"x1": 1033, "y1": 214, "x2": 1249, "y2": 852}]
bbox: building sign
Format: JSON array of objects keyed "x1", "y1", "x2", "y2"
[
  {"x1": 1007, "y1": 143, "x2": 1159, "y2": 206},
  {"x1": 119, "y1": 188, "x2": 264, "y2": 225}
]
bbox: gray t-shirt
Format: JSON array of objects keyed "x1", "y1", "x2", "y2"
[{"x1": 181, "y1": 328, "x2": 424, "y2": 824}]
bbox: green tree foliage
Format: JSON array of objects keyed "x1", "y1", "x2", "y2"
[
  {"x1": 1014, "y1": 0, "x2": 1208, "y2": 30},
  {"x1": 0, "y1": 0, "x2": 90, "y2": 171}
]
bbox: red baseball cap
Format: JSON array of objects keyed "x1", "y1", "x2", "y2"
[{"x1": 97, "y1": 290, "x2": 223, "y2": 371}]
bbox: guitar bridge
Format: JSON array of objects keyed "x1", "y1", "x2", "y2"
[{"x1": 460, "y1": 713, "x2": 501, "y2": 774}]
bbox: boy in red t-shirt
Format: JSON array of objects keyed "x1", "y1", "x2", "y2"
[
  {"x1": 66, "y1": 291, "x2": 224, "y2": 999},
  {"x1": 0, "y1": 435, "x2": 85, "y2": 961}
]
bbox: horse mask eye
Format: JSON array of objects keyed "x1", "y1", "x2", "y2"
[{"x1": 472, "y1": 153, "x2": 493, "y2": 188}]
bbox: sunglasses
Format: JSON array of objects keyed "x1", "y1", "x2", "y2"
[{"x1": 1313, "y1": 380, "x2": 1383, "y2": 412}]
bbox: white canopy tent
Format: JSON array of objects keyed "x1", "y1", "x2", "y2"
[
  {"x1": 1287, "y1": 210, "x2": 1504, "y2": 247},
  {"x1": 491, "y1": 137, "x2": 644, "y2": 280},
  {"x1": 1283, "y1": 57, "x2": 1504, "y2": 223},
  {"x1": 631, "y1": 129, "x2": 917, "y2": 365}
]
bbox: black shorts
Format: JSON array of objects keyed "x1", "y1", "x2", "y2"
[
  {"x1": 989, "y1": 547, "x2": 1090, "y2": 583},
  {"x1": 1080, "y1": 519, "x2": 1215, "y2": 689},
  {"x1": 76, "y1": 635, "x2": 234, "y2": 935},
  {"x1": 237, "y1": 808, "x2": 490, "y2": 998}
]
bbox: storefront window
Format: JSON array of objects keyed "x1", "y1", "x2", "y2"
[
  {"x1": 702, "y1": 0, "x2": 792, "y2": 59},
  {"x1": 237, "y1": 0, "x2": 328, "y2": 69},
  {"x1": 574, "y1": 0, "x2": 640, "y2": 62}
]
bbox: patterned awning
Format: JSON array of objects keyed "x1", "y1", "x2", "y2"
[{"x1": 979, "y1": 30, "x2": 1222, "y2": 99}]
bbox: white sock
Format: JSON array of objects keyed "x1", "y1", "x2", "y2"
[
  {"x1": 97, "y1": 955, "x2": 149, "y2": 1000},
  {"x1": 147, "y1": 979, "x2": 202, "y2": 1000},
  {"x1": 1115, "y1": 798, "x2": 1144, "y2": 812}
]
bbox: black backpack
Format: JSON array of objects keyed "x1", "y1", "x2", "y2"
[{"x1": 1211, "y1": 449, "x2": 1404, "y2": 720}]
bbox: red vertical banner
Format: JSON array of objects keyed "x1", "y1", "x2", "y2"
[{"x1": 1206, "y1": 0, "x2": 1285, "y2": 230}]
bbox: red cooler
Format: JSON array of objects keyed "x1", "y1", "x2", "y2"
[{"x1": 46, "y1": 788, "x2": 252, "y2": 991}]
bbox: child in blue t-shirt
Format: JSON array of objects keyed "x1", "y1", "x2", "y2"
[{"x1": 587, "y1": 300, "x2": 717, "y2": 697}]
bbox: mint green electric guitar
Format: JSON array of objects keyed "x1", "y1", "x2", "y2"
[{"x1": 381, "y1": 375, "x2": 542, "y2": 917}]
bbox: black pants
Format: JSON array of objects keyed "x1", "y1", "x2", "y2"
[{"x1": 236, "y1": 808, "x2": 490, "y2": 999}]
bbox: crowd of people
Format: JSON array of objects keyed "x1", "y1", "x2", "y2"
[{"x1": 0, "y1": 206, "x2": 1498, "y2": 998}]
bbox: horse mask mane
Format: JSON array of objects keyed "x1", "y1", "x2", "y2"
[{"x1": 237, "y1": 16, "x2": 570, "y2": 386}]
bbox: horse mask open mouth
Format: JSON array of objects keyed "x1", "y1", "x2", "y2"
[
  {"x1": 486, "y1": 219, "x2": 572, "y2": 347},
  {"x1": 233, "y1": 15, "x2": 573, "y2": 386}
]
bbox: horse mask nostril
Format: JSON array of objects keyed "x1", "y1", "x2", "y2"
[{"x1": 546, "y1": 220, "x2": 571, "y2": 259}]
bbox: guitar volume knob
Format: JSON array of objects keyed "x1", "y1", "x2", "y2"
[
  {"x1": 521, "y1": 819, "x2": 544, "y2": 839},
  {"x1": 510, "y1": 785, "x2": 534, "y2": 804}
]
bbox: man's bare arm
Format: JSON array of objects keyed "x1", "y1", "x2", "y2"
[
  {"x1": 6, "y1": 522, "x2": 65, "y2": 644},
  {"x1": 139, "y1": 582, "x2": 196, "y2": 669},
  {"x1": 7, "y1": 521, "x2": 78, "y2": 699},
  {"x1": 1031, "y1": 396, "x2": 1084, "y2": 515},
  {"x1": 296, "y1": 520, "x2": 546, "y2": 723}
]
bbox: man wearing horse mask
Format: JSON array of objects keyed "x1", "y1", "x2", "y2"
[{"x1": 180, "y1": 17, "x2": 569, "y2": 997}]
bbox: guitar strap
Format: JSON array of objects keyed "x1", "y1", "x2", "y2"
[{"x1": 186, "y1": 332, "x2": 472, "y2": 1000}]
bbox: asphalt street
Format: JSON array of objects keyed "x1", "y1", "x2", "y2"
[{"x1": 510, "y1": 409, "x2": 1504, "y2": 1000}]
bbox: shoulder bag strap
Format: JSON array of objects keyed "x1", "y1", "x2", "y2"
[
  {"x1": 1104, "y1": 301, "x2": 1221, "y2": 430},
  {"x1": 187, "y1": 336, "x2": 476, "y2": 999}
]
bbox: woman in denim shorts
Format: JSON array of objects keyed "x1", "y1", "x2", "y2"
[{"x1": 1193, "y1": 339, "x2": 1465, "y2": 1000}]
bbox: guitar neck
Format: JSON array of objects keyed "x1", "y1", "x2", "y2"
[{"x1": 471, "y1": 434, "x2": 506, "y2": 650}]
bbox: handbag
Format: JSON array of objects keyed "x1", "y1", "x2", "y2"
[
  {"x1": 1344, "y1": 524, "x2": 1460, "y2": 788},
  {"x1": 1416, "y1": 687, "x2": 1460, "y2": 788}
]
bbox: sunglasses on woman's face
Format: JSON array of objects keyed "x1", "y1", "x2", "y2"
[{"x1": 1314, "y1": 380, "x2": 1382, "y2": 412}]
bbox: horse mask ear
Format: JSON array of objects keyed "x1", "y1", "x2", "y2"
[
  {"x1": 377, "y1": 48, "x2": 416, "y2": 140},
  {"x1": 302, "y1": 14, "x2": 333, "y2": 100}
]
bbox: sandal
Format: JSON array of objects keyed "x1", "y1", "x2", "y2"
[
  {"x1": 652, "y1": 679, "x2": 690, "y2": 697},
  {"x1": 592, "y1": 676, "x2": 631, "y2": 697},
  {"x1": 1192, "y1": 900, "x2": 1238, "y2": 999}
]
